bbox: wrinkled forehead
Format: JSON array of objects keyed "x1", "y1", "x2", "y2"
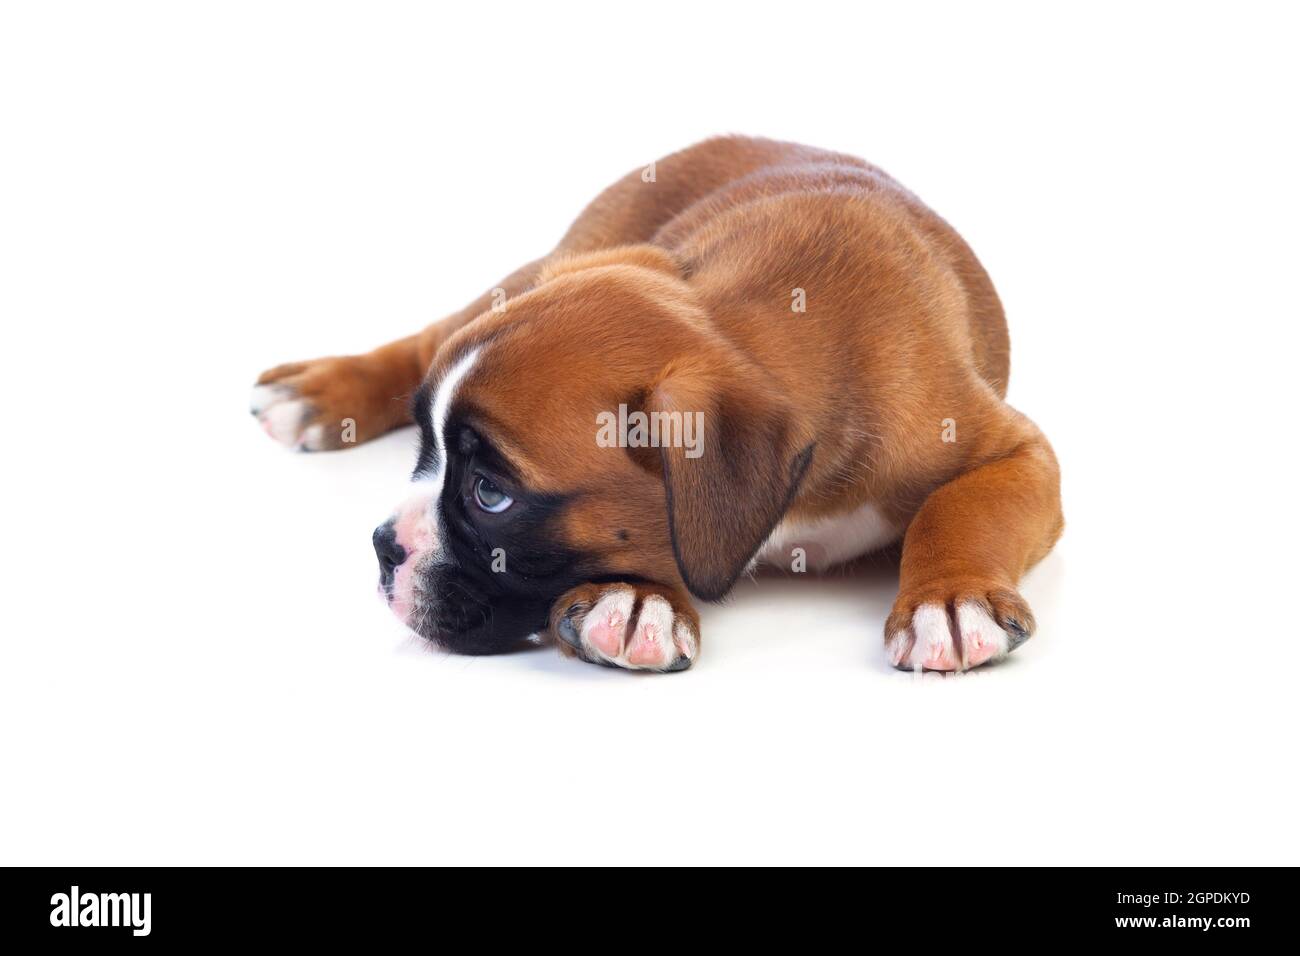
[
  {"x1": 422, "y1": 335, "x2": 637, "y2": 491},
  {"x1": 421, "y1": 265, "x2": 709, "y2": 486}
]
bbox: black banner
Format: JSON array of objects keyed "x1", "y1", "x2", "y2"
[{"x1": 0, "y1": 867, "x2": 1288, "y2": 945}]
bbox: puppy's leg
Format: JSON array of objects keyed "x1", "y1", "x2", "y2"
[
  {"x1": 251, "y1": 335, "x2": 424, "y2": 450},
  {"x1": 549, "y1": 583, "x2": 700, "y2": 673},
  {"x1": 885, "y1": 423, "x2": 1062, "y2": 672},
  {"x1": 251, "y1": 139, "x2": 801, "y2": 450},
  {"x1": 252, "y1": 139, "x2": 797, "y2": 450},
  {"x1": 251, "y1": 261, "x2": 543, "y2": 450}
]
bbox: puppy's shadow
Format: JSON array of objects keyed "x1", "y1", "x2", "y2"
[
  {"x1": 516, "y1": 547, "x2": 903, "y2": 678},
  {"x1": 705, "y1": 546, "x2": 901, "y2": 663}
]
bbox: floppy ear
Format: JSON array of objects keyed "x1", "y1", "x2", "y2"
[{"x1": 649, "y1": 357, "x2": 815, "y2": 601}]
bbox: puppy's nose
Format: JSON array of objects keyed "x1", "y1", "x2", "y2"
[{"x1": 372, "y1": 520, "x2": 407, "y2": 590}]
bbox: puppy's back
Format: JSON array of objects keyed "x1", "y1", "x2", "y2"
[{"x1": 644, "y1": 137, "x2": 1009, "y2": 398}]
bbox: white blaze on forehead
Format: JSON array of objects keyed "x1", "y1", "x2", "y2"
[
  {"x1": 422, "y1": 345, "x2": 482, "y2": 495},
  {"x1": 386, "y1": 346, "x2": 484, "y2": 618}
]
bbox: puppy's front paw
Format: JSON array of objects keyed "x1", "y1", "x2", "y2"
[
  {"x1": 251, "y1": 356, "x2": 403, "y2": 451},
  {"x1": 885, "y1": 583, "x2": 1033, "y2": 672},
  {"x1": 550, "y1": 583, "x2": 699, "y2": 672}
]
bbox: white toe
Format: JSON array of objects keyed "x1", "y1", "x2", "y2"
[
  {"x1": 885, "y1": 630, "x2": 912, "y2": 668},
  {"x1": 910, "y1": 603, "x2": 959, "y2": 671},
  {"x1": 261, "y1": 399, "x2": 309, "y2": 446},
  {"x1": 956, "y1": 602, "x2": 1010, "y2": 667},
  {"x1": 626, "y1": 595, "x2": 674, "y2": 667},
  {"x1": 299, "y1": 423, "x2": 326, "y2": 451},
  {"x1": 672, "y1": 618, "x2": 698, "y2": 661},
  {"x1": 250, "y1": 384, "x2": 289, "y2": 415},
  {"x1": 579, "y1": 588, "x2": 636, "y2": 660}
]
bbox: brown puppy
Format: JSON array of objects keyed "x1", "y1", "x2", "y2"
[{"x1": 251, "y1": 136, "x2": 1062, "y2": 672}]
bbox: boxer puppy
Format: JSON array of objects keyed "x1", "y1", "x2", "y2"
[{"x1": 251, "y1": 136, "x2": 1062, "y2": 672}]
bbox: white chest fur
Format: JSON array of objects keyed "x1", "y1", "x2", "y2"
[{"x1": 755, "y1": 502, "x2": 899, "y2": 572}]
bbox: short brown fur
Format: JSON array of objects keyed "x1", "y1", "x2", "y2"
[{"x1": 257, "y1": 136, "x2": 1062, "y2": 669}]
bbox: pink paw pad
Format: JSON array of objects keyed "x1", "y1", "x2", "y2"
[
  {"x1": 627, "y1": 597, "x2": 674, "y2": 666},
  {"x1": 587, "y1": 611, "x2": 626, "y2": 657},
  {"x1": 911, "y1": 604, "x2": 959, "y2": 671},
  {"x1": 626, "y1": 636, "x2": 663, "y2": 666},
  {"x1": 566, "y1": 590, "x2": 696, "y2": 672},
  {"x1": 888, "y1": 601, "x2": 1017, "y2": 672}
]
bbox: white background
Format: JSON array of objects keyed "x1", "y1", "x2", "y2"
[{"x1": 2, "y1": 1, "x2": 1297, "y2": 865}]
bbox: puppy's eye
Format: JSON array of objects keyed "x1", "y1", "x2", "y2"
[{"x1": 473, "y1": 476, "x2": 514, "y2": 514}]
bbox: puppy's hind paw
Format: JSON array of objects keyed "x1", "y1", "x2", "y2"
[{"x1": 885, "y1": 585, "x2": 1033, "y2": 672}]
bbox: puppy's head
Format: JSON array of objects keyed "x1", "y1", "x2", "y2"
[{"x1": 374, "y1": 246, "x2": 814, "y2": 654}]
